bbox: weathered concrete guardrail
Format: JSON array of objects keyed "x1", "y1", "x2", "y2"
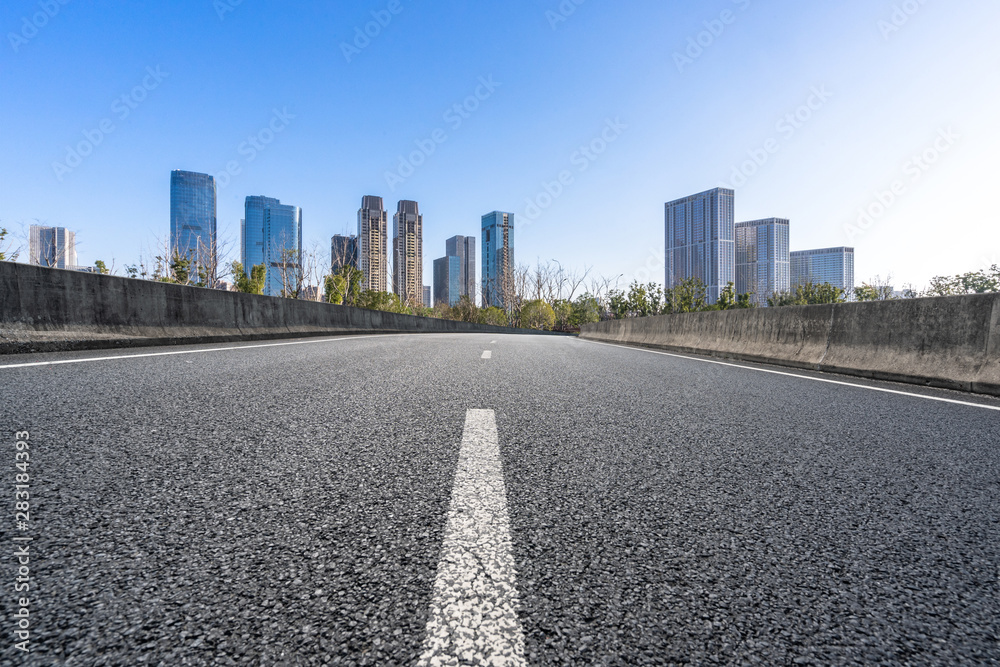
[
  {"x1": 580, "y1": 295, "x2": 1000, "y2": 397},
  {"x1": 0, "y1": 261, "x2": 538, "y2": 353}
]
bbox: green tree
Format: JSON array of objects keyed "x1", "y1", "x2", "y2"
[
  {"x1": 551, "y1": 299, "x2": 573, "y2": 331},
  {"x1": 324, "y1": 266, "x2": 363, "y2": 306},
  {"x1": 356, "y1": 290, "x2": 410, "y2": 314},
  {"x1": 710, "y1": 282, "x2": 756, "y2": 310},
  {"x1": 156, "y1": 252, "x2": 192, "y2": 284},
  {"x1": 735, "y1": 291, "x2": 756, "y2": 309},
  {"x1": 669, "y1": 277, "x2": 708, "y2": 313},
  {"x1": 960, "y1": 266, "x2": 1000, "y2": 294},
  {"x1": 625, "y1": 281, "x2": 664, "y2": 317},
  {"x1": 924, "y1": 265, "x2": 1000, "y2": 296},
  {"x1": 479, "y1": 306, "x2": 508, "y2": 327},
  {"x1": 94, "y1": 260, "x2": 110, "y2": 275},
  {"x1": 232, "y1": 261, "x2": 267, "y2": 295},
  {"x1": 854, "y1": 282, "x2": 894, "y2": 302},
  {"x1": 519, "y1": 299, "x2": 556, "y2": 330},
  {"x1": 452, "y1": 294, "x2": 480, "y2": 323},
  {"x1": 570, "y1": 293, "x2": 601, "y2": 327},
  {"x1": 768, "y1": 282, "x2": 846, "y2": 307},
  {"x1": 607, "y1": 289, "x2": 630, "y2": 320}
]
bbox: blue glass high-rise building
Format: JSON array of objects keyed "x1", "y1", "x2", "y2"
[
  {"x1": 242, "y1": 196, "x2": 303, "y2": 297},
  {"x1": 736, "y1": 218, "x2": 790, "y2": 306},
  {"x1": 446, "y1": 235, "x2": 476, "y2": 302},
  {"x1": 791, "y1": 247, "x2": 855, "y2": 292},
  {"x1": 434, "y1": 255, "x2": 461, "y2": 307},
  {"x1": 481, "y1": 211, "x2": 514, "y2": 308},
  {"x1": 170, "y1": 170, "x2": 217, "y2": 282},
  {"x1": 665, "y1": 188, "x2": 735, "y2": 304},
  {"x1": 331, "y1": 235, "x2": 358, "y2": 273}
]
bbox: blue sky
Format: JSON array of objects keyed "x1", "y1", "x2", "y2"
[{"x1": 2, "y1": 0, "x2": 998, "y2": 292}]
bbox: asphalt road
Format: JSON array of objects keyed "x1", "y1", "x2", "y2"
[{"x1": 1, "y1": 333, "x2": 999, "y2": 666}]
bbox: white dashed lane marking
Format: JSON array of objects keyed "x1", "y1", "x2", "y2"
[
  {"x1": 482, "y1": 351, "x2": 492, "y2": 359},
  {"x1": 417, "y1": 409, "x2": 526, "y2": 667}
]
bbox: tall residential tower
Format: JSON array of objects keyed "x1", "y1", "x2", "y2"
[
  {"x1": 357, "y1": 196, "x2": 388, "y2": 293},
  {"x1": 736, "y1": 218, "x2": 790, "y2": 306},
  {"x1": 393, "y1": 200, "x2": 423, "y2": 306},
  {"x1": 665, "y1": 188, "x2": 735, "y2": 304},
  {"x1": 791, "y1": 247, "x2": 855, "y2": 292}
]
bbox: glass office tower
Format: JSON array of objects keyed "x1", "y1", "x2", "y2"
[
  {"x1": 481, "y1": 211, "x2": 514, "y2": 309},
  {"x1": 29, "y1": 225, "x2": 77, "y2": 268},
  {"x1": 331, "y1": 235, "x2": 359, "y2": 273},
  {"x1": 791, "y1": 247, "x2": 855, "y2": 292},
  {"x1": 736, "y1": 218, "x2": 790, "y2": 306},
  {"x1": 434, "y1": 255, "x2": 461, "y2": 307},
  {"x1": 445, "y1": 235, "x2": 477, "y2": 302},
  {"x1": 243, "y1": 196, "x2": 303, "y2": 297},
  {"x1": 665, "y1": 188, "x2": 735, "y2": 304},
  {"x1": 170, "y1": 170, "x2": 217, "y2": 281}
]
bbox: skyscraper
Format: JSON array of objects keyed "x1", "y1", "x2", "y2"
[
  {"x1": 481, "y1": 211, "x2": 514, "y2": 308},
  {"x1": 29, "y1": 225, "x2": 76, "y2": 268},
  {"x1": 791, "y1": 247, "x2": 855, "y2": 292},
  {"x1": 393, "y1": 200, "x2": 423, "y2": 307},
  {"x1": 423, "y1": 285, "x2": 432, "y2": 308},
  {"x1": 434, "y1": 256, "x2": 461, "y2": 307},
  {"x1": 665, "y1": 188, "x2": 735, "y2": 304},
  {"x1": 736, "y1": 218, "x2": 790, "y2": 306},
  {"x1": 331, "y1": 235, "x2": 358, "y2": 274},
  {"x1": 170, "y1": 170, "x2": 217, "y2": 282},
  {"x1": 357, "y1": 196, "x2": 388, "y2": 293},
  {"x1": 445, "y1": 235, "x2": 477, "y2": 301},
  {"x1": 243, "y1": 196, "x2": 303, "y2": 297}
]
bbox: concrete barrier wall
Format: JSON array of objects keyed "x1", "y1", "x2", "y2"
[
  {"x1": 580, "y1": 294, "x2": 1000, "y2": 397},
  {"x1": 0, "y1": 261, "x2": 539, "y2": 353}
]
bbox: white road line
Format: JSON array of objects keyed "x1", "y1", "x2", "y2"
[
  {"x1": 0, "y1": 335, "x2": 385, "y2": 370},
  {"x1": 418, "y1": 409, "x2": 526, "y2": 667},
  {"x1": 482, "y1": 350, "x2": 492, "y2": 359},
  {"x1": 582, "y1": 339, "x2": 1000, "y2": 413},
  {"x1": 490, "y1": 340, "x2": 497, "y2": 344}
]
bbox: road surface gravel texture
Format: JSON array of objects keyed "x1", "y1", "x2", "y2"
[{"x1": 1, "y1": 333, "x2": 998, "y2": 665}]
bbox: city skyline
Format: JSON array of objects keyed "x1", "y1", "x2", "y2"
[{"x1": 3, "y1": 2, "x2": 995, "y2": 292}]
